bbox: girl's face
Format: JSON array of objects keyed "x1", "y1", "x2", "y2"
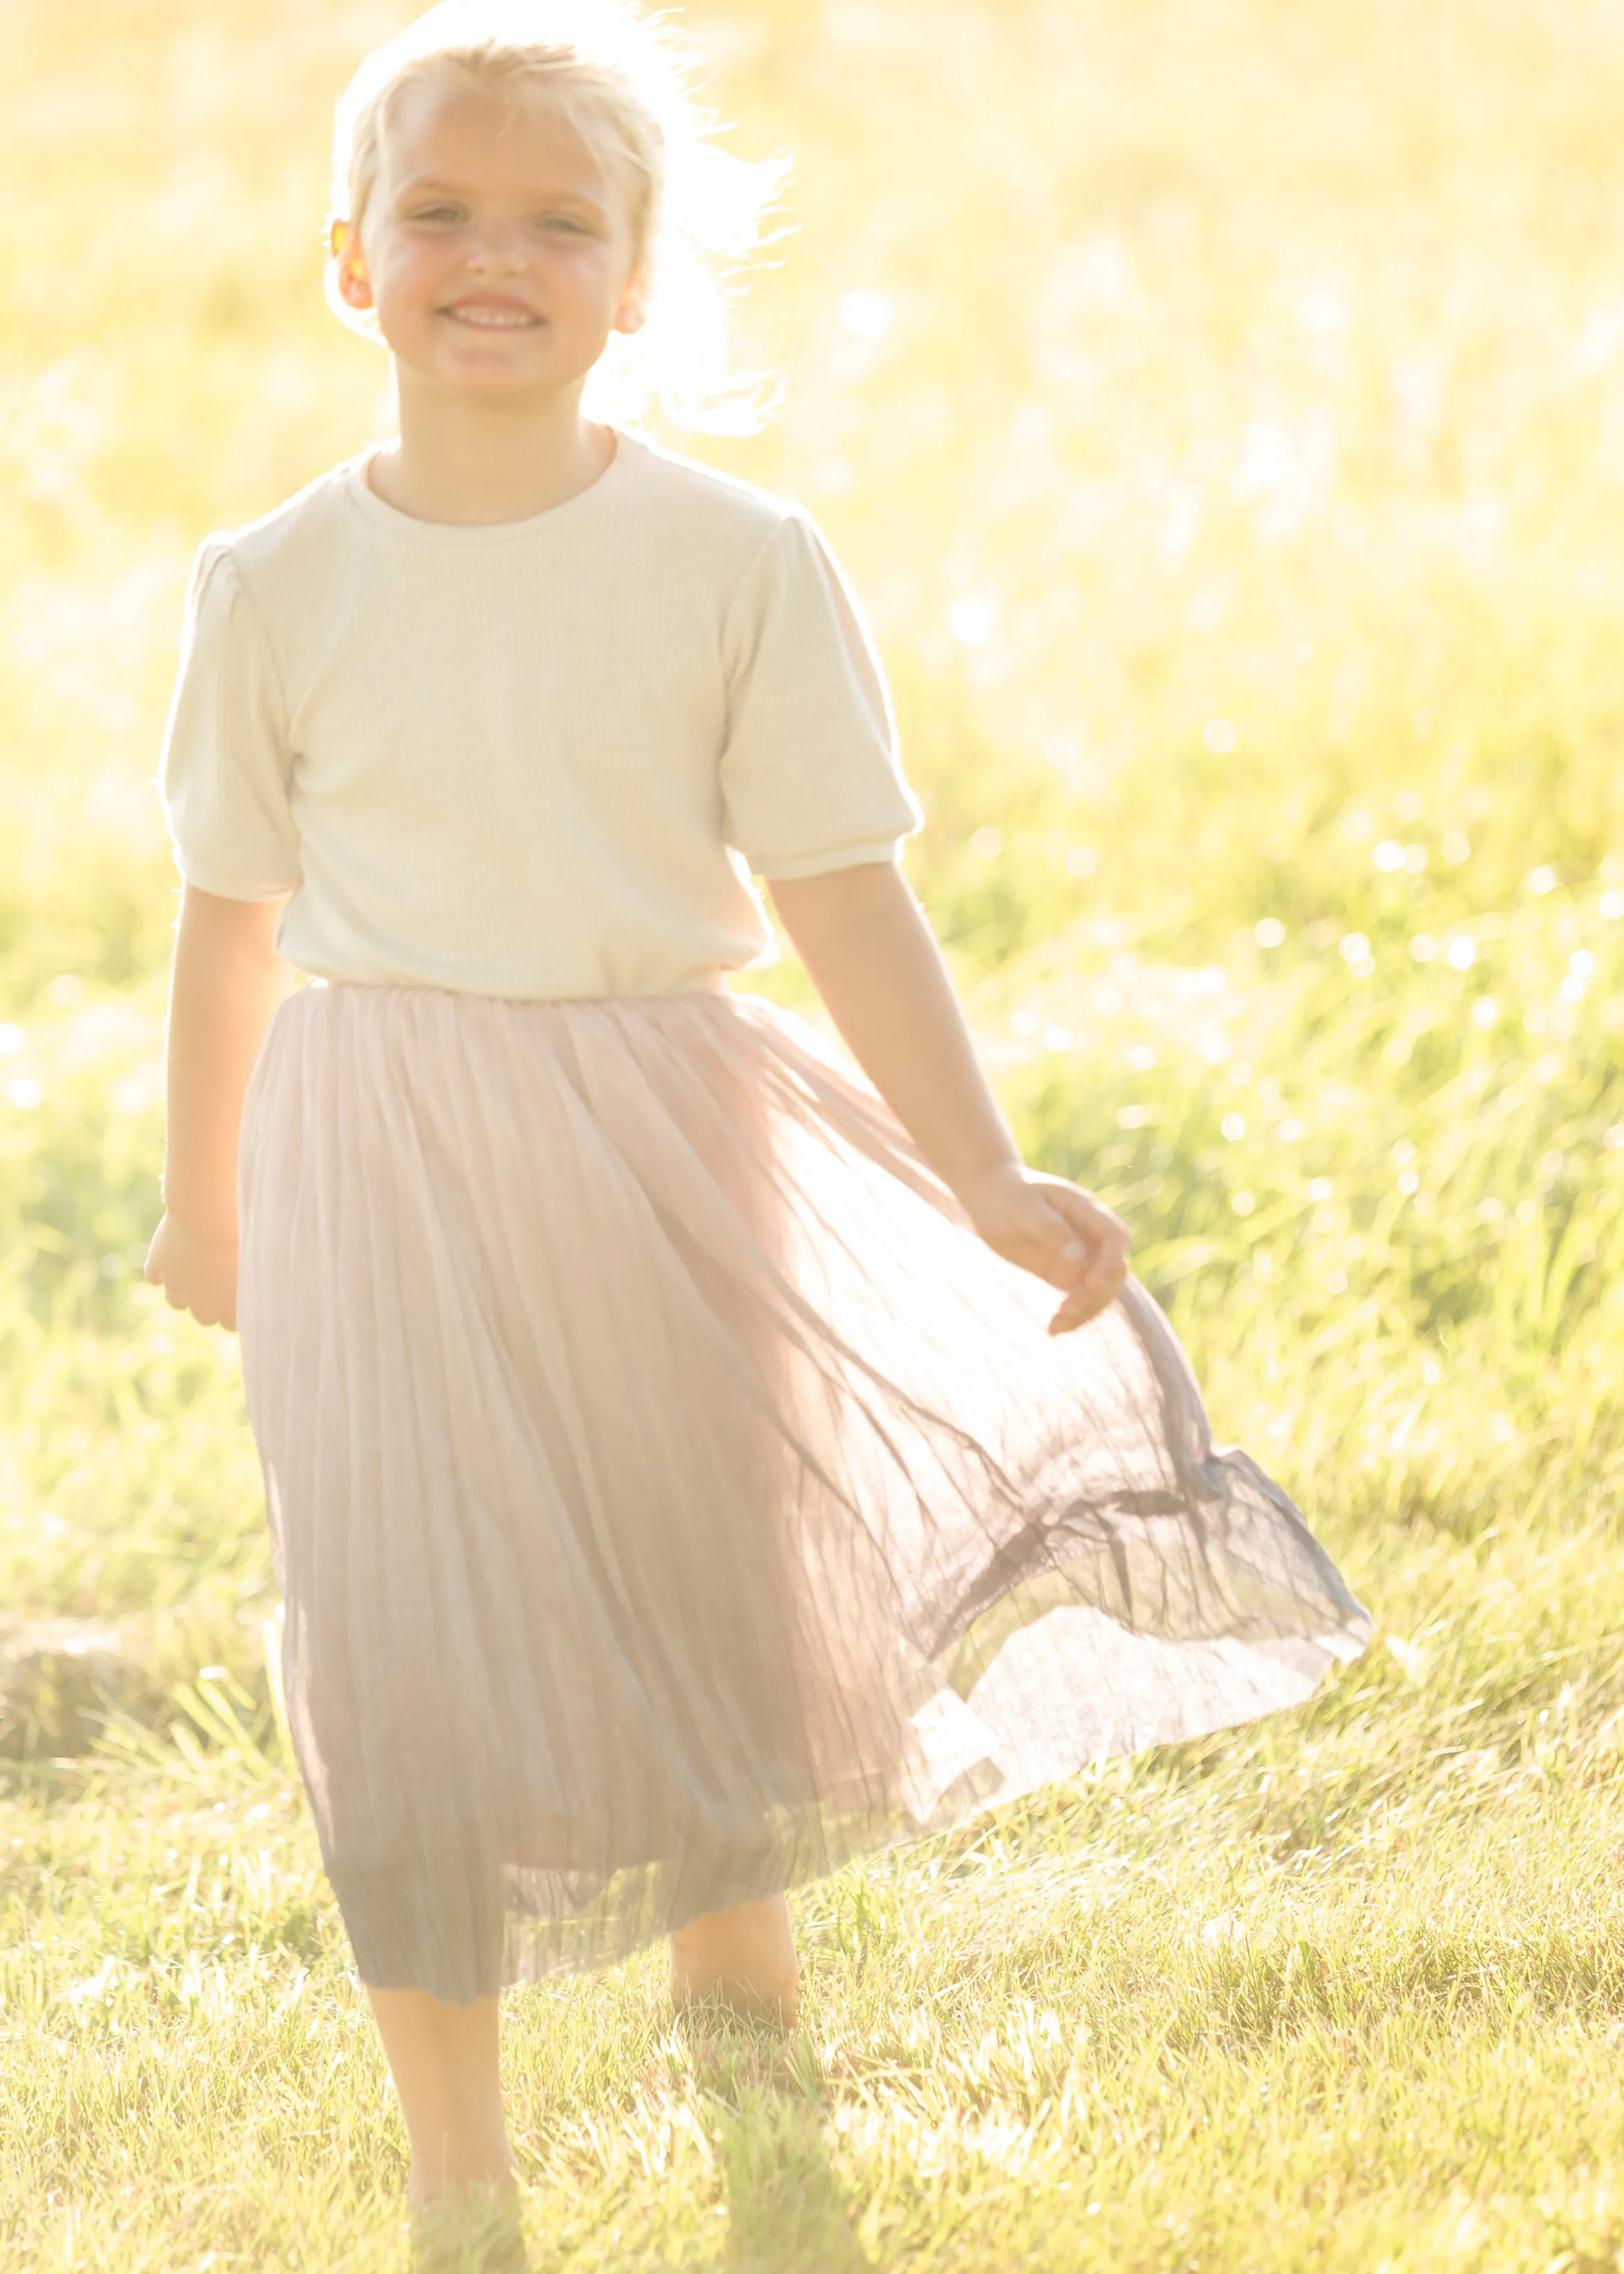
[{"x1": 334, "y1": 77, "x2": 647, "y2": 405}]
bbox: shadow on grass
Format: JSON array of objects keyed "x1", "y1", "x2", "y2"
[
  {"x1": 715, "y1": 2097, "x2": 872, "y2": 2273},
  {"x1": 675, "y1": 2009, "x2": 873, "y2": 2274}
]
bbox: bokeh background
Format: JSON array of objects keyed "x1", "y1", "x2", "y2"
[
  {"x1": 8, "y1": 3, "x2": 1624, "y2": 2265},
  {"x1": 8, "y1": 0, "x2": 1624, "y2": 1659}
]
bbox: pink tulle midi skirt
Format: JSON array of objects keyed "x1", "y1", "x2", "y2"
[{"x1": 236, "y1": 980, "x2": 1370, "y2": 2002}]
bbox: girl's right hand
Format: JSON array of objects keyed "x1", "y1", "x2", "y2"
[{"x1": 143, "y1": 1213, "x2": 239, "y2": 1331}]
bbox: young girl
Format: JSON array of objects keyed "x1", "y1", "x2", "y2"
[{"x1": 146, "y1": 0, "x2": 1370, "y2": 2216}]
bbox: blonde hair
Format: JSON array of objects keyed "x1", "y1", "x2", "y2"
[{"x1": 327, "y1": 0, "x2": 784, "y2": 430}]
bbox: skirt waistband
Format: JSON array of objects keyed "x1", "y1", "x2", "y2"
[{"x1": 306, "y1": 971, "x2": 732, "y2": 1007}]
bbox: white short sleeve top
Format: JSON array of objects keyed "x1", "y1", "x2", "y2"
[{"x1": 159, "y1": 433, "x2": 923, "y2": 1000}]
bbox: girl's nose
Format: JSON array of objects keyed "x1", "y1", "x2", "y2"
[{"x1": 465, "y1": 227, "x2": 528, "y2": 275}]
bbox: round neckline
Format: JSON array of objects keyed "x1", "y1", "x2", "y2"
[{"x1": 342, "y1": 428, "x2": 639, "y2": 544}]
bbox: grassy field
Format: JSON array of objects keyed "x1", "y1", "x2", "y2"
[{"x1": 6, "y1": 0, "x2": 1624, "y2": 2264}]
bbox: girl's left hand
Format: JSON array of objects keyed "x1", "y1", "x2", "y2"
[{"x1": 955, "y1": 1162, "x2": 1132, "y2": 1335}]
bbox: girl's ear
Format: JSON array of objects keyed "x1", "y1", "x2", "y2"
[
  {"x1": 331, "y1": 220, "x2": 374, "y2": 312},
  {"x1": 613, "y1": 261, "x2": 651, "y2": 338}
]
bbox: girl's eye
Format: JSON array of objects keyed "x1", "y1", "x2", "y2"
[
  {"x1": 540, "y1": 214, "x2": 590, "y2": 235},
  {"x1": 412, "y1": 206, "x2": 463, "y2": 225}
]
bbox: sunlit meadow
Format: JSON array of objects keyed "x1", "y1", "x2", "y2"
[{"x1": 6, "y1": 0, "x2": 1624, "y2": 2265}]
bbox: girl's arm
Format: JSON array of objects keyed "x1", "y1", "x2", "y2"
[
  {"x1": 769, "y1": 860, "x2": 1130, "y2": 1333},
  {"x1": 143, "y1": 885, "x2": 295, "y2": 1330}
]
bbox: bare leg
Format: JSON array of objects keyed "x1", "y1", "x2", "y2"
[
  {"x1": 669, "y1": 1894, "x2": 800, "y2": 2023},
  {"x1": 366, "y1": 1987, "x2": 515, "y2": 2207}
]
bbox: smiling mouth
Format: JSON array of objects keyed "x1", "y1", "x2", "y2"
[{"x1": 442, "y1": 304, "x2": 545, "y2": 330}]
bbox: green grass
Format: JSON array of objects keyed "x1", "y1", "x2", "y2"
[
  {"x1": 8, "y1": 1546, "x2": 1624, "y2": 2270},
  {"x1": 7, "y1": 0, "x2": 1624, "y2": 2262}
]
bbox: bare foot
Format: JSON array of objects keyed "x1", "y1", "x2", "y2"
[
  {"x1": 670, "y1": 1893, "x2": 800, "y2": 2023},
  {"x1": 408, "y1": 2162, "x2": 517, "y2": 2212},
  {"x1": 410, "y1": 2176, "x2": 526, "y2": 2273},
  {"x1": 405, "y1": 2119, "x2": 512, "y2": 2210}
]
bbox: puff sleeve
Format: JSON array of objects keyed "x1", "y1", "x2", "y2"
[
  {"x1": 159, "y1": 539, "x2": 302, "y2": 901},
  {"x1": 719, "y1": 510, "x2": 923, "y2": 880}
]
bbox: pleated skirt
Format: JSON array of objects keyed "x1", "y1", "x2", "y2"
[{"x1": 236, "y1": 980, "x2": 1370, "y2": 2004}]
